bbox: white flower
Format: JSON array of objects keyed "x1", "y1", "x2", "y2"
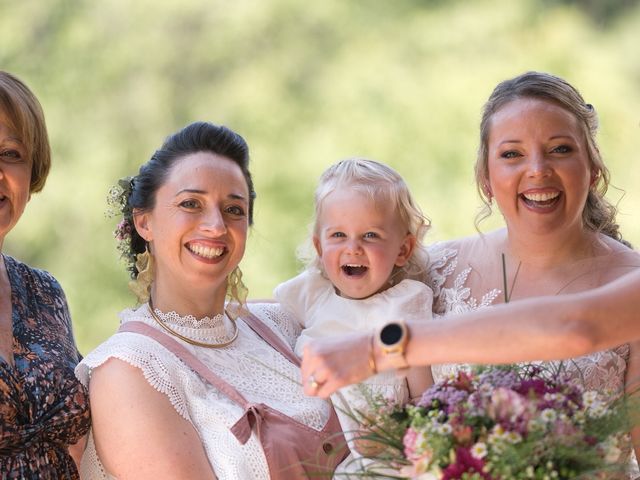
[
  {"x1": 540, "y1": 408, "x2": 557, "y2": 423},
  {"x1": 470, "y1": 442, "x2": 488, "y2": 459},
  {"x1": 415, "y1": 473, "x2": 440, "y2": 480},
  {"x1": 436, "y1": 423, "x2": 453, "y2": 435},
  {"x1": 600, "y1": 437, "x2": 622, "y2": 463},
  {"x1": 506, "y1": 431, "x2": 522, "y2": 444},
  {"x1": 582, "y1": 390, "x2": 599, "y2": 406}
]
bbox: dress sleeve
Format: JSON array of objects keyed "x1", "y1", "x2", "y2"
[
  {"x1": 390, "y1": 279, "x2": 434, "y2": 323},
  {"x1": 273, "y1": 269, "x2": 327, "y2": 328},
  {"x1": 75, "y1": 330, "x2": 197, "y2": 422}
]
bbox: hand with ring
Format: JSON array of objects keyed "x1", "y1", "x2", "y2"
[
  {"x1": 307, "y1": 374, "x2": 323, "y2": 391},
  {"x1": 301, "y1": 332, "x2": 374, "y2": 397}
]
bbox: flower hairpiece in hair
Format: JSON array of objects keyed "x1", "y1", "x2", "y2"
[{"x1": 106, "y1": 176, "x2": 137, "y2": 274}]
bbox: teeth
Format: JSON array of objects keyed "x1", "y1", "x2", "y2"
[
  {"x1": 344, "y1": 264, "x2": 366, "y2": 268},
  {"x1": 522, "y1": 192, "x2": 560, "y2": 202},
  {"x1": 188, "y1": 244, "x2": 224, "y2": 259}
]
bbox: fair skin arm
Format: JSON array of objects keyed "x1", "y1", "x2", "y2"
[
  {"x1": 302, "y1": 269, "x2": 640, "y2": 397},
  {"x1": 90, "y1": 358, "x2": 217, "y2": 480},
  {"x1": 406, "y1": 366, "x2": 433, "y2": 400}
]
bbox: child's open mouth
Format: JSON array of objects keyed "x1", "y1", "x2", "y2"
[{"x1": 341, "y1": 264, "x2": 368, "y2": 276}]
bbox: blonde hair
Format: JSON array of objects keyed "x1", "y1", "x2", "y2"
[
  {"x1": 0, "y1": 71, "x2": 51, "y2": 193},
  {"x1": 300, "y1": 158, "x2": 431, "y2": 283},
  {"x1": 475, "y1": 71, "x2": 628, "y2": 246}
]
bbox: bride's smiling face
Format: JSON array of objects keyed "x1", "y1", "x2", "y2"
[
  {"x1": 134, "y1": 152, "x2": 250, "y2": 296},
  {"x1": 486, "y1": 98, "x2": 593, "y2": 237}
]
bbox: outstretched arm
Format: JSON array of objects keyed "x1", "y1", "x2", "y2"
[{"x1": 302, "y1": 269, "x2": 640, "y2": 398}]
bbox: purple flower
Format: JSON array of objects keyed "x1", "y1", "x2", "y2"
[
  {"x1": 115, "y1": 219, "x2": 133, "y2": 241},
  {"x1": 418, "y1": 386, "x2": 470, "y2": 414}
]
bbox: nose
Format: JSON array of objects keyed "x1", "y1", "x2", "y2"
[
  {"x1": 527, "y1": 150, "x2": 552, "y2": 178},
  {"x1": 345, "y1": 238, "x2": 363, "y2": 255},
  {"x1": 200, "y1": 208, "x2": 227, "y2": 235}
]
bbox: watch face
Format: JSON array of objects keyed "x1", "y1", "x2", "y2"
[{"x1": 380, "y1": 323, "x2": 404, "y2": 346}]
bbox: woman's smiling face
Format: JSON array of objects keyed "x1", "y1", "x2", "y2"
[
  {"x1": 134, "y1": 151, "x2": 250, "y2": 298},
  {"x1": 486, "y1": 98, "x2": 593, "y2": 238},
  {"x1": 0, "y1": 116, "x2": 32, "y2": 243}
]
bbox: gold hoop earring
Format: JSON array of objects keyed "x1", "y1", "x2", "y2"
[
  {"x1": 129, "y1": 247, "x2": 154, "y2": 304},
  {"x1": 226, "y1": 266, "x2": 249, "y2": 319}
]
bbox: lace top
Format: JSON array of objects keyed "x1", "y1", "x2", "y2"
[
  {"x1": 0, "y1": 255, "x2": 91, "y2": 480},
  {"x1": 426, "y1": 242, "x2": 638, "y2": 477},
  {"x1": 75, "y1": 302, "x2": 332, "y2": 480}
]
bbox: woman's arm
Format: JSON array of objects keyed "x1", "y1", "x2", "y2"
[
  {"x1": 302, "y1": 270, "x2": 640, "y2": 398},
  {"x1": 68, "y1": 434, "x2": 87, "y2": 472},
  {"x1": 406, "y1": 366, "x2": 433, "y2": 400},
  {"x1": 90, "y1": 358, "x2": 217, "y2": 480}
]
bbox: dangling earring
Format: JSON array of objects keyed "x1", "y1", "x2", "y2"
[
  {"x1": 484, "y1": 185, "x2": 493, "y2": 204},
  {"x1": 590, "y1": 170, "x2": 600, "y2": 190},
  {"x1": 129, "y1": 247, "x2": 154, "y2": 304},
  {"x1": 225, "y1": 266, "x2": 249, "y2": 319}
]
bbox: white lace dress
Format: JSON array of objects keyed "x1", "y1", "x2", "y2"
[
  {"x1": 75, "y1": 302, "x2": 332, "y2": 480},
  {"x1": 426, "y1": 243, "x2": 639, "y2": 478}
]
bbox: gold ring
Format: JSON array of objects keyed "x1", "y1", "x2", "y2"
[{"x1": 308, "y1": 374, "x2": 321, "y2": 390}]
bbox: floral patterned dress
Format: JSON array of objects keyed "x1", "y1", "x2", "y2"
[{"x1": 0, "y1": 255, "x2": 91, "y2": 479}]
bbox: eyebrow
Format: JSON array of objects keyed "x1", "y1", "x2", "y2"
[
  {"x1": 498, "y1": 135, "x2": 576, "y2": 146},
  {"x1": 175, "y1": 189, "x2": 248, "y2": 202}
]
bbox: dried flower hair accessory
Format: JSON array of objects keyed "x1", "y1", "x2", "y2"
[{"x1": 106, "y1": 175, "x2": 137, "y2": 274}]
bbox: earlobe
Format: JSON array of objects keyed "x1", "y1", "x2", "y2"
[
  {"x1": 132, "y1": 210, "x2": 152, "y2": 242},
  {"x1": 590, "y1": 169, "x2": 600, "y2": 188},
  {"x1": 483, "y1": 182, "x2": 493, "y2": 200},
  {"x1": 395, "y1": 234, "x2": 417, "y2": 267},
  {"x1": 313, "y1": 236, "x2": 323, "y2": 258}
]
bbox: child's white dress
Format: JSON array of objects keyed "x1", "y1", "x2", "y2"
[{"x1": 274, "y1": 268, "x2": 434, "y2": 478}]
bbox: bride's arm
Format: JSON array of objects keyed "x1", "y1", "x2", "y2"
[
  {"x1": 302, "y1": 269, "x2": 640, "y2": 397},
  {"x1": 90, "y1": 358, "x2": 217, "y2": 480}
]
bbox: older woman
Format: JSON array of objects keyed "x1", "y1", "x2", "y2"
[
  {"x1": 76, "y1": 122, "x2": 347, "y2": 479},
  {"x1": 304, "y1": 72, "x2": 640, "y2": 476},
  {"x1": 0, "y1": 71, "x2": 91, "y2": 477}
]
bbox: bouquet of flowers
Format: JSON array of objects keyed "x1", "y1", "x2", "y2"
[{"x1": 351, "y1": 364, "x2": 633, "y2": 479}]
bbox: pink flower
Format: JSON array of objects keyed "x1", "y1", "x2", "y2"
[
  {"x1": 488, "y1": 388, "x2": 531, "y2": 424},
  {"x1": 404, "y1": 427, "x2": 433, "y2": 472}
]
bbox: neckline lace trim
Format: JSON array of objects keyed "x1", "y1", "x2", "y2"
[
  {"x1": 153, "y1": 308, "x2": 226, "y2": 329},
  {"x1": 150, "y1": 307, "x2": 234, "y2": 343}
]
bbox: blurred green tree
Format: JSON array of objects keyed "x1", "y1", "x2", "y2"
[{"x1": 2, "y1": 0, "x2": 639, "y2": 351}]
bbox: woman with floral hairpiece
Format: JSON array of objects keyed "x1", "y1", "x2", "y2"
[
  {"x1": 303, "y1": 71, "x2": 640, "y2": 477},
  {"x1": 0, "y1": 71, "x2": 90, "y2": 478},
  {"x1": 75, "y1": 121, "x2": 347, "y2": 479}
]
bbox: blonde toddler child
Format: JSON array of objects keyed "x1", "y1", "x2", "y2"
[{"x1": 274, "y1": 158, "x2": 434, "y2": 477}]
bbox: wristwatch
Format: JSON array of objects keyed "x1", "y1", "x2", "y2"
[{"x1": 376, "y1": 322, "x2": 410, "y2": 370}]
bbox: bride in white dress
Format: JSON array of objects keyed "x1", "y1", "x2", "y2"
[{"x1": 424, "y1": 72, "x2": 640, "y2": 477}]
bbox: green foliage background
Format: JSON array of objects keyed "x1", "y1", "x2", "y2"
[{"x1": 2, "y1": 0, "x2": 639, "y2": 353}]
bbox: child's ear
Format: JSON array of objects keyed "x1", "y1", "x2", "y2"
[
  {"x1": 395, "y1": 234, "x2": 417, "y2": 267},
  {"x1": 132, "y1": 209, "x2": 153, "y2": 242},
  {"x1": 313, "y1": 236, "x2": 323, "y2": 258}
]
